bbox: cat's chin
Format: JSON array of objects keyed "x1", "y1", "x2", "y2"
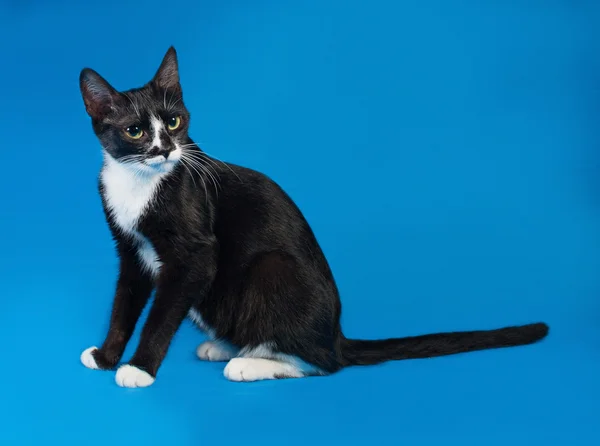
[
  {"x1": 122, "y1": 159, "x2": 178, "y2": 176},
  {"x1": 143, "y1": 160, "x2": 178, "y2": 174},
  {"x1": 141, "y1": 148, "x2": 182, "y2": 174}
]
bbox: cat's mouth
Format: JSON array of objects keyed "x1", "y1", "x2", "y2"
[{"x1": 143, "y1": 147, "x2": 182, "y2": 172}]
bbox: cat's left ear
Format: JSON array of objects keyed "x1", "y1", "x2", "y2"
[{"x1": 152, "y1": 46, "x2": 180, "y2": 91}]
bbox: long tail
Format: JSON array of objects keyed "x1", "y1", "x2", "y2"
[{"x1": 341, "y1": 322, "x2": 549, "y2": 366}]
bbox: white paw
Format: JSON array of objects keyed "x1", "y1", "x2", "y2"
[
  {"x1": 224, "y1": 358, "x2": 303, "y2": 382},
  {"x1": 115, "y1": 365, "x2": 155, "y2": 388},
  {"x1": 196, "y1": 341, "x2": 235, "y2": 361},
  {"x1": 80, "y1": 346, "x2": 100, "y2": 370}
]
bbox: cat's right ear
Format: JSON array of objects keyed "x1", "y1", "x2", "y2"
[{"x1": 79, "y1": 69, "x2": 119, "y2": 120}]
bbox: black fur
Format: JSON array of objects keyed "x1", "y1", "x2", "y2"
[{"x1": 80, "y1": 47, "x2": 549, "y2": 380}]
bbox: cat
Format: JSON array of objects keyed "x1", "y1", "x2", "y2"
[{"x1": 79, "y1": 47, "x2": 549, "y2": 388}]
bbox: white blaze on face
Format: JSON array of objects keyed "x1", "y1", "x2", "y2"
[
  {"x1": 150, "y1": 115, "x2": 165, "y2": 150},
  {"x1": 143, "y1": 115, "x2": 181, "y2": 170}
]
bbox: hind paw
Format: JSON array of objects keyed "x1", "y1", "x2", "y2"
[
  {"x1": 224, "y1": 358, "x2": 304, "y2": 382},
  {"x1": 196, "y1": 341, "x2": 236, "y2": 361}
]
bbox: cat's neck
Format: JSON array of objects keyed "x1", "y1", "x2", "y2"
[{"x1": 100, "y1": 153, "x2": 169, "y2": 236}]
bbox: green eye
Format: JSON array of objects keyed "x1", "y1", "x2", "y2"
[
  {"x1": 125, "y1": 126, "x2": 144, "y2": 139},
  {"x1": 167, "y1": 116, "x2": 181, "y2": 130}
]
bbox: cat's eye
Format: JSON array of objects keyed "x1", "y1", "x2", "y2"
[
  {"x1": 167, "y1": 116, "x2": 181, "y2": 131},
  {"x1": 125, "y1": 126, "x2": 144, "y2": 140}
]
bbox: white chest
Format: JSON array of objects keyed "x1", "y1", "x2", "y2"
[
  {"x1": 100, "y1": 155, "x2": 164, "y2": 277},
  {"x1": 100, "y1": 156, "x2": 164, "y2": 234}
]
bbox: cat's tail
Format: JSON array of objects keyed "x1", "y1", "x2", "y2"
[{"x1": 340, "y1": 322, "x2": 549, "y2": 366}]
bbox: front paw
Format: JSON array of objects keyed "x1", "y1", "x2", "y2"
[
  {"x1": 80, "y1": 346, "x2": 100, "y2": 369},
  {"x1": 115, "y1": 364, "x2": 155, "y2": 388},
  {"x1": 80, "y1": 346, "x2": 119, "y2": 370}
]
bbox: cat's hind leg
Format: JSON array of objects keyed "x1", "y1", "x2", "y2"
[
  {"x1": 219, "y1": 250, "x2": 336, "y2": 382},
  {"x1": 223, "y1": 343, "x2": 323, "y2": 382}
]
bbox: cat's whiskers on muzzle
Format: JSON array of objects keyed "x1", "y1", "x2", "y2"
[{"x1": 142, "y1": 146, "x2": 183, "y2": 172}]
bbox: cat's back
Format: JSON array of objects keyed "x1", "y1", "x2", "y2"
[
  {"x1": 214, "y1": 161, "x2": 318, "y2": 249},
  {"x1": 217, "y1": 162, "x2": 307, "y2": 222},
  {"x1": 212, "y1": 161, "x2": 334, "y2": 295}
]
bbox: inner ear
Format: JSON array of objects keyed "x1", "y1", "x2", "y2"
[
  {"x1": 80, "y1": 68, "x2": 119, "y2": 121},
  {"x1": 152, "y1": 46, "x2": 180, "y2": 91}
]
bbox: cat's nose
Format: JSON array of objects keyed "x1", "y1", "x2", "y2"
[{"x1": 150, "y1": 146, "x2": 172, "y2": 159}]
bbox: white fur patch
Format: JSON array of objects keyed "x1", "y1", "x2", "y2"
[
  {"x1": 146, "y1": 154, "x2": 167, "y2": 165},
  {"x1": 144, "y1": 147, "x2": 181, "y2": 169},
  {"x1": 239, "y1": 342, "x2": 276, "y2": 358},
  {"x1": 240, "y1": 342, "x2": 323, "y2": 376},
  {"x1": 168, "y1": 146, "x2": 182, "y2": 162},
  {"x1": 224, "y1": 358, "x2": 305, "y2": 382},
  {"x1": 150, "y1": 115, "x2": 165, "y2": 150},
  {"x1": 197, "y1": 341, "x2": 238, "y2": 361},
  {"x1": 80, "y1": 346, "x2": 99, "y2": 370},
  {"x1": 137, "y1": 236, "x2": 162, "y2": 277},
  {"x1": 115, "y1": 364, "x2": 155, "y2": 388},
  {"x1": 188, "y1": 308, "x2": 216, "y2": 339},
  {"x1": 101, "y1": 153, "x2": 167, "y2": 278},
  {"x1": 101, "y1": 154, "x2": 165, "y2": 235}
]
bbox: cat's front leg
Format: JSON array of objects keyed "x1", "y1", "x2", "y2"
[
  {"x1": 81, "y1": 241, "x2": 154, "y2": 370},
  {"x1": 116, "y1": 243, "x2": 217, "y2": 388}
]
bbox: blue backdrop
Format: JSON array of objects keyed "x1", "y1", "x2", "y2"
[{"x1": 1, "y1": 0, "x2": 599, "y2": 444}]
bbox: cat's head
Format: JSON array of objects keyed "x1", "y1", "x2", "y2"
[{"x1": 80, "y1": 47, "x2": 189, "y2": 174}]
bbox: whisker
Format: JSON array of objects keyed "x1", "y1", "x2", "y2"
[
  {"x1": 184, "y1": 149, "x2": 243, "y2": 184},
  {"x1": 124, "y1": 94, "x2": 141, "y2": 119},
  {"x1": 185, "y1": 153, "x2": 222, "y2": 190},
  {"x1": 182, "y1": 153, "x2": 221, "y2": 196},
  {"x1": 180, "y1": 155, "x2": 209, "y2": 203},
  {"x1": 178, "y1": 157, "x2": 203, "y2": 202},
  {"x1": 118, "y1": 154, "x2": 146, "y2": 163},
  {"x1": 178, "y1": 143, "x2": 242, "y2": 183},
  {"x1": 179, "y1": 147, "x2": 222, "y2": 182},
  {"x1": 186, "y1": 157, "x2": 220, "y2": 196},
  {"x1": 168, "y1": 95, "x2": 182, "y2": 111}
]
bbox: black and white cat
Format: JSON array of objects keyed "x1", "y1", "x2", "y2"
[{"x1": 79, "y1": 47, "x2": 549, "y2": 388}]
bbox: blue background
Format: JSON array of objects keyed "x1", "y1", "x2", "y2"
[{"x1": 0, "y1": 0, "x2": 599, "y2": 444}]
